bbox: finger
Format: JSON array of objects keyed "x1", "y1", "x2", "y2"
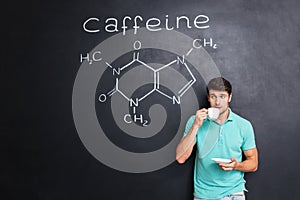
[
  {"x1": 219, "y1": 163, "x2": 234, "y2": 168},
  {"x1": 196, "y1": 112, "x2": 206, "y2": 118},
  {"x1": 196, "y1": 113, "x2": 207, "y2": 121},
  {"x1": 222, "y1": 167, "x2": 233, "y2": 171},
  {"x1": 199, "y1": 108, "x2": 208, "y2": 112},
  {"x1": 218, "y1": 163, "x2": 229, "y2": 167},
  {"x1": 197, "y1": 109, "x2": 207, "y2": 115},
  {"x1": 199, "y1": 115, "x2": 207, "y2": 120}
]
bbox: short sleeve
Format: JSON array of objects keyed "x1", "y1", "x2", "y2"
[
  {"x1": 183, "y1": 115, "x2": 196, "y2": 137},
  {"x1": 241, "y1": 121, "x2": 256, "y2": 150}
]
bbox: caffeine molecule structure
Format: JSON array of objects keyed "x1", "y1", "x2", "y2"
[{"x1": 98, "y1": 40, "x2": 197, "y2": 126}]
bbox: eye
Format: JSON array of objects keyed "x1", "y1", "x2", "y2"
[{"x1": 210, "y1": 95, "x2": 216, "y2": 99}]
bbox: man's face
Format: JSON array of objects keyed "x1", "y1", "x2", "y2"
[{"x1": 207, "y1": 90, "x2": 232, "y2": 116}]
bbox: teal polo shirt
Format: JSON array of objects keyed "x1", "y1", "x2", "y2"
[{"x1": 183, "y1": 108, "x2": 256, "y2": 199}]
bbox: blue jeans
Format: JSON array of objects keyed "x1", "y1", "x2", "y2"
[{"x1": 194, "y1": 194, "x2": 245, "y2": 200}]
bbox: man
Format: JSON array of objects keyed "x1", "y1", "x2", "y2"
[{"x1": 176, "y1": 77, "x2": 258, "y2": 200}]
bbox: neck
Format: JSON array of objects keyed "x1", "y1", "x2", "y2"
[{"x1": 216, "y1": 108, "x2": 229, "y2": 124}]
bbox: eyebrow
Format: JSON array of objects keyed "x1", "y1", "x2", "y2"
[{"x1": 209, "y1": 93, "x2": 227, "y2": 96}]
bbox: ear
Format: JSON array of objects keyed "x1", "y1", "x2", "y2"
[
  {"x1": 228, "y1": 94, "x2": 232, "y2": 103},
  {"x1": 207, "y1": 94, "x2": 210, "y2": 102}
]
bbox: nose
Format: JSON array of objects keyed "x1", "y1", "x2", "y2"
[{"x1": 215, "y1": 98, "x2": 220, "y2": 105}]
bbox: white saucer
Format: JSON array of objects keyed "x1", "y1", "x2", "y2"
[{"x1": 211, "y1": 158, "x2": 232, "y2": 164}]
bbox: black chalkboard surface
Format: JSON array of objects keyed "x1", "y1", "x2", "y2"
[{"x1": 4, "y1": 0, "x2": 300, "y2": 199}]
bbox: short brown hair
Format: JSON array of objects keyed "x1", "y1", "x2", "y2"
[{"x1": 207, "y1": 77, "x2": 232, "y2": 95}]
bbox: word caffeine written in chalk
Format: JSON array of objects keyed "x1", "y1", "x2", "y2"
[{"x1": 83, "y1": 14, "x2": 210, "y2": 35}]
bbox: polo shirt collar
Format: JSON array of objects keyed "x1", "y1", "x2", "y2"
[{"x1": 226, "y1": 108, "x2": 234, "y2": 122}]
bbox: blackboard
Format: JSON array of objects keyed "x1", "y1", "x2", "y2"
[{"x1": 4, "y1": 0, "x2": 300, "y2": 199}]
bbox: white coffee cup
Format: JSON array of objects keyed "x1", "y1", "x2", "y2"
[{"x1": 207, "y1": 107, "x2": 220, "y2": 120}]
